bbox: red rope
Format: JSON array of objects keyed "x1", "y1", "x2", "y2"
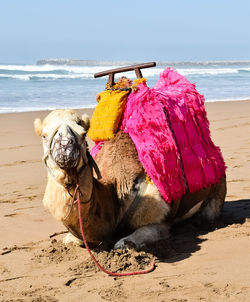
[{"x1": 77, "y1": 189, "x2": 155, "y2": 276}]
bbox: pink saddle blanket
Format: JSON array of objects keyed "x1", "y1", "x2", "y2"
[{"x1": 92, "y1": 68, "x2": 226, "y2": 204}]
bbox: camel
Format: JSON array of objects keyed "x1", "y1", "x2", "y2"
[{"x1": 34, "y1": 109, "x2": 226, "y2": 250}]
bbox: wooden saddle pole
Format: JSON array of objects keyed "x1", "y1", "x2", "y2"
[{"x1": 94, "y1": 62, "x2": 156, "y2": 86}]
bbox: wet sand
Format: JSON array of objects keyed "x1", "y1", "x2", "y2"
[{"x1": 0, "y1": 102, "x2": 249, "y2": 301}]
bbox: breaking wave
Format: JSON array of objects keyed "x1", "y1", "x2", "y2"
[{"x1": 0, "y1": 63, "x2": 250, "y2": 81}]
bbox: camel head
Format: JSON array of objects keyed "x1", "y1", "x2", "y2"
[{"x1": 34, "y1": 109, "x2": 90, "y2": 179}]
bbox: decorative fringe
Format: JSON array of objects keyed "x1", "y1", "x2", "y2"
[{"x1": 120, "y1": 68, "x2": 226, "y2": 204}]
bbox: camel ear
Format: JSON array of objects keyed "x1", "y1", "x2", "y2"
[
  {"x1": 34, "y1": 118, "x2": 43, "y2": 136},
  {"x1": 81, "y1": 114, "x2": 90, "y2": 131}
]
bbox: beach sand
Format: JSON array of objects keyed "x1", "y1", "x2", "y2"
[{"x1": 0, "y1": 101, "x2": 249, "y2": 301}]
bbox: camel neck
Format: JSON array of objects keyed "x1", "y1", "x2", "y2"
[{"x1": 63, "y1": 169, "x2": 120, "y2": 243}]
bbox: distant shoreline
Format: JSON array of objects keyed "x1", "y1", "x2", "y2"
[{"x1": 36, "y1": 58, "x2": 250, "y2": 67}]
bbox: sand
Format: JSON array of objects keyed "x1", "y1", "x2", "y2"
[{"x1": 0, "y1": 101, "x2": 249, "y2": 301}]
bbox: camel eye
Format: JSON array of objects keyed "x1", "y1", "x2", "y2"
[{"x1": 76, "y1": 120, "x2": 83, "y2": 127}]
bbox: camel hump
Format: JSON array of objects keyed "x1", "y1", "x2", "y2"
[{"x1": 94, "y1": 131, "x2": 144, "y2": 198}]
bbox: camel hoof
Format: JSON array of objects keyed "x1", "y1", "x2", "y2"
[
  {"x1": 63, "y1": 232, "x2": 83, "y2": 246},
  {"x1": 114, "y1": 238, "x2": 137, "y2": 250}
]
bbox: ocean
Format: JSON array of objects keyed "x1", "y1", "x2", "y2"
[{"x1": 0, "y1": 60, "x2": 250, "y2": 113}]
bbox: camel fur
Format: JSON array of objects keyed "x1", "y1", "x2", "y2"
[{"x1": 34, "y1": 109, "x2": 226, "y2": 249}]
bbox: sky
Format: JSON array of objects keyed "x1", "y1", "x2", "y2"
[{"x1": 0, "y1": 0, "x2": 250, "y2": 63}]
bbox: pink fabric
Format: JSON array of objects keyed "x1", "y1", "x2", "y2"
[
  {"x1": 120, "y1": 68, "x2": 226, "y2": 204},
  {"x1": 91, "y1": 141, "x2": 105, "y2": 159}
]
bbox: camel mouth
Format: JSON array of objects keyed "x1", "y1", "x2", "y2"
[{"x1": 50, "y1": 127, "x2": 81, "y2": 170}]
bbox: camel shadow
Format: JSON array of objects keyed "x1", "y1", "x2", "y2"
[
  {"x1": 141, "y1": 199, "x2": 250, "y2": 263},
  {"x1": 222, "y1": 198, "x2": 250, "y2": 225}
]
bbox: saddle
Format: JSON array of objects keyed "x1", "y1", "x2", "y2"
[{"x1": 89, "y1": 63, "x2": 226, "y2": 204}]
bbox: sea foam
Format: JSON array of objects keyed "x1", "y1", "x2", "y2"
[{"x1": 0, "y1": 60, "x2": 250, "y2": 113}]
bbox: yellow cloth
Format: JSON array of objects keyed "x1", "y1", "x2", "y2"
[{"x1": 88, "y1": 90, "x2": 129, "y2": 142}]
